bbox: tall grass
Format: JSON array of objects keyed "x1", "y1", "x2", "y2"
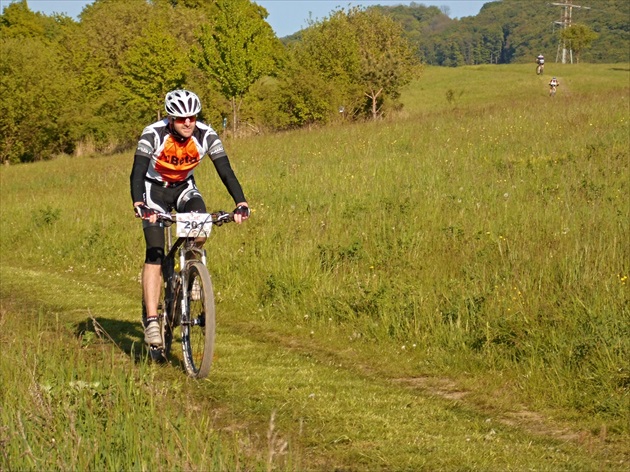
[
  {"x1": 222, "y1": 64, "x2": 630, "y2": 422},
  {"x1": 1, "y1": 63, "x2": 628, "y2": 467},
  {"x1": 0, "y1": 303, "x2": 269, "y2": 471}
]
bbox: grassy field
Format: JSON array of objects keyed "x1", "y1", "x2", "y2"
[{"x1": 1, "y1": 63, "x2": 628, "y2": 470}]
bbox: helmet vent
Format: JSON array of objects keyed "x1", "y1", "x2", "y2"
[{"x1": 165, "y1": 90, "x2": 202, "y2": 118}]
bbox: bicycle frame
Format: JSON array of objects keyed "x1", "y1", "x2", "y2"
[
  {"x1": 140, "y1": 209, "x2": 234, "y2": 375},
  {"x1": 162, "y1": 221, "x2": 207, "y2": 328}
]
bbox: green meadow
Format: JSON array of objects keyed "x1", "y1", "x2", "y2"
[{"x1": 1, "y1": 63, "x2": 628, "y2": 470}]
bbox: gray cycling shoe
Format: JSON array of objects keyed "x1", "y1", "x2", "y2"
[{"x1": 144, "y1": 320, "x2": 162, "y2": 346}]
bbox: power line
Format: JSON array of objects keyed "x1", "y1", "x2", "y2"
[{"x1": 551, "y1": 1, "x2": 592, "y2": 63}]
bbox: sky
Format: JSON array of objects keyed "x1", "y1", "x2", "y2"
[{"x1": 1, "y1": 0, "x2": 488, "y2": 37}]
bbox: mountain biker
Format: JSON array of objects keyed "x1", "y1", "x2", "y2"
[
  {"x1": 536, "y1": 54, "x2": 545, "y2": 74},
  {"x1": 130, "y1": 89, "x2": 249, "y2": 347},
  {"x1": 549, "y1": 76, "x2": 559, "y2": 91}
]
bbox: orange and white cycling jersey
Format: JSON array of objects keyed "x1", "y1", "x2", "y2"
[{"x1": 135, "y1": 119, "x2": 227, "y2": 184}]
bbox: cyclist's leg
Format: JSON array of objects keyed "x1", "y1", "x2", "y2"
[
  {"x1": 143, "y1": 184, "x2": 171, "y2": 319},
  {"x1": 142, "y1": 224, "x2": 165, "y2": 346},
  {"x1": 142, "y1": 184, "x2": 173, "y2": 345},
  {"x1": 176, "y1": 179, "x2": 206, "y2": 213},
  {"x1": 143, "y1": 225, "x2": 165, "y2": 319}
]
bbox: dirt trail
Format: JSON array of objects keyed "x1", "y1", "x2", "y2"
[
  {"x1": 1, "y1": 265, "x2": 627, "y2": 471},
  {"x1": 221, "y1": 322, "x2": 628, "y2": 468}
]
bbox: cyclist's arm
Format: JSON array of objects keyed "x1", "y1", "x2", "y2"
[
  {"x1": 130, "y1": 129, "x2": 157, "y2": 205},
  {"x1": 211, "y1": 153, "x2": 249, "y2": 223},
  {"x1": 204, "y1": 133, "x2": 246, "y2": 205},
  {"x1": 212, "y1": 156, "x2": 246, "y2": 205},
  {"x1": 130, "y1": 153, "x2": 150, "y2": 204}
]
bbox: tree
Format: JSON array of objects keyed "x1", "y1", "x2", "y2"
[
  {"x1": 348, "y1": 8, "x2": 419, "y2": 119},
  {"x1": 274, "y1": 55, "x2": 343, "y2": 128},
  {"x1": 283, "y1": 9, "x2": 363, "y2": 125},
  {"x1": 561, "y1": 23, "x2": 599, "y2": 63},
  {"x1": 0, "y1": 0, "x2": 49, "y2": 38},
  {"x1": 193, "y1": 0, "x2": 283, "y2": 135},
  {"x1": 0, "y1": 37, "x2": 77, "y2": 163},
  {"x1": 284, "y1": 7, "x2": 419, "y2": 124},
  {"x1": 65, "y1": 0, "x2": 153, "y2": 148},
  {"x1": 119, "y1": 17, "x2": 189, "y2": 122},
  {"x1": 0, "y1": 2, "x2": 78, "y2": 163}
]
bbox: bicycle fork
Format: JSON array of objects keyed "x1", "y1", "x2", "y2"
[{"x1": 179, "y1": 246, "x2": 207, "y2": 327}]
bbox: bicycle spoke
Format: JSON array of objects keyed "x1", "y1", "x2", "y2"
[{"x1": 180, "y1": 262, "x2": 215, "y2": 378}]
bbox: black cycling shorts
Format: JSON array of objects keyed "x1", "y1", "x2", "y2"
[{"x1": 142, "y1": 178, "x2": 206, "y2": 265}]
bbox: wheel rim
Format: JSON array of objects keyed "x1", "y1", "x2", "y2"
[{"x1": 181, "y1": 262, "x2": 215, "y2": 378}]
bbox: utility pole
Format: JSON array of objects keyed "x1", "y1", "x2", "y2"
[{"x1": 551, "y1": 1, "x2": 591, "y2": 64}]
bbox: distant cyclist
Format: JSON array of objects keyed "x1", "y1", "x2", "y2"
[
  {"x1": 549, "y1": 77, "x2": 559, "y2": 96},
  {"x1": 536, "y1": 54, "x2": 545, "y2": 75},
  {"x1": 130, "y1": 89, "x2": 250, "y2": 346}
]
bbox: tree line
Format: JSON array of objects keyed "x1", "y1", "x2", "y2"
[
  {"x1": 375, "y1": 0, "x2": 628, "y2": 67},
  {"x1": 0, "y1": 0, "x2": 418, "y2": 163},
  {"x1": 1, "y1": 0, "x2": 627, "y2": 164}
]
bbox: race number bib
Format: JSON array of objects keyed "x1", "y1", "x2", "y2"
[{"x1": 175, "y1": 213, "x2": 213, "y2": 238}]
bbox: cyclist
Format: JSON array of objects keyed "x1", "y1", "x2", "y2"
[
  {"x1": 549, "y1": 76, "x2": 559, "y2": 94},
  {"x1": 536, "y1": 54, "x2": 545, "y2": 74},
  {"x1": 130, "y1": 89, "x2": 250, "y2": 347}
]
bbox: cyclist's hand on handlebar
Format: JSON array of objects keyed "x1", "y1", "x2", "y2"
[
  {"x1": 134, "y1": 203, "x2": 158, "y2": 223},
  {"x1": 233, "y1": 203, "x2": 250, "y2": 224}
]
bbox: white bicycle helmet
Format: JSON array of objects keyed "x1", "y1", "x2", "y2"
[{"x1": 165, "y1": 89, "x2": 201, "y2": 117}]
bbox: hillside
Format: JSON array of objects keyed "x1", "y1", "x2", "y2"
[
  {"x1": 374, "y1": 0, "x2": 630, "y2": 65},
  {"x1": 2, "y1": 0, "x2": 628, "y2": 165},
  {"x1": 1, "y1": 63, "x2": 628, "y2": 470}
]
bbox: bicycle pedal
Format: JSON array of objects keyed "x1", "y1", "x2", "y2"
[{"x1": 149, "y1": 345, "x2": 167, "y2": 363}]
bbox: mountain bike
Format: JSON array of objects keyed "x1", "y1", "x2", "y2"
[
  {"x1": 536, "y1": 63, "x2": 544, "y2": 75},
  {"x1": 549, "y1": 84, "x2": 557, "y2": 97},
  {"x1": 138, "y1": 208, "x2": 234, "y2": 378}
]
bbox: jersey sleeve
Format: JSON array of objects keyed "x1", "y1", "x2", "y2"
[
  {"x1": 213, "y1": 156, "x2": 246, "y2": 204},
  {"x1": 129, "y1": 127, "x2": 157, "y2": 203},
  {"x1": 204, "y1": 131, "x2": 228, "y2": 162},
  {"x1": 201, "y1": 130, "x2": 245, "y2": 203},
  {"x1": 130, "y1": 154, "x2": 150, "y2": 203},
  {"x1": 135, "y1": 127, "x2": 156, "y2": 159}
]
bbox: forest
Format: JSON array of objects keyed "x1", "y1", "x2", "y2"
[
  {"x1": 1, "y1": 0, "x2": 628, "y2": 163},
  {"x1": 375, "y1": 0, "x2": 629, "y2": 66}
]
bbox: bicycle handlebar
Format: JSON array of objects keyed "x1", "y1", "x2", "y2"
[{"x1": 135, "y1": 204, "x2": 234, "y2": 226}]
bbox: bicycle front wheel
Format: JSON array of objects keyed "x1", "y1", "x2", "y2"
[{"x1": 180, "y1": 261, "x2": 216, "y2": 378}]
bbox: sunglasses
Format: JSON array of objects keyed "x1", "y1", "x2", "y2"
[{"x1": 173, "y1": 116, "x2": 197, "y2": 123}]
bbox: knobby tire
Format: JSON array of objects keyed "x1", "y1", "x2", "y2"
[{"x1": 181, "y1": 261, "x2": 216, "y2": 378}]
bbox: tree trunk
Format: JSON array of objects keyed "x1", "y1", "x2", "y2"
[
  {"x1": 231, "y1": 96, "x2": 237, "y2": 136},
  {"x1": 368, "y1": 88, "x2": 383, "y2": 120}
]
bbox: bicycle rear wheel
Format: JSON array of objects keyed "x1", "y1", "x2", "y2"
[{"x1": 180, "y1": 261, "x2": 216, "y2": 378}]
